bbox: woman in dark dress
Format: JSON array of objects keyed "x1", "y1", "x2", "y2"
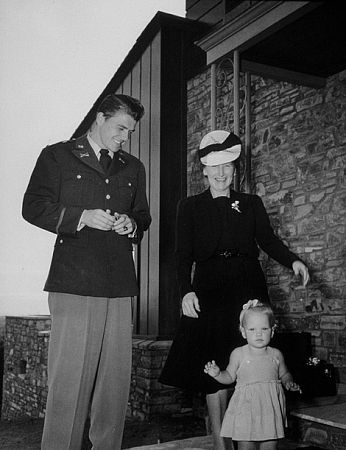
[{"x1": 159, "y1": 130, "x2": 309, "y2": 450}]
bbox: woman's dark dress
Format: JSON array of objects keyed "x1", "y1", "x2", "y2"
[{"x1": 159, "y1": 191, "x2": 299, "y2": 394}]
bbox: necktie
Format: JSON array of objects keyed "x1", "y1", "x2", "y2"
[{"x1": 99, "y1": 149, "x2": 112, "y2": 172}]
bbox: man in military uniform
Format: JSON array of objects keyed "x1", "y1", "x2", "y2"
[{"x1": 23, "y1": 94, "x2": 151, "y2": 450}]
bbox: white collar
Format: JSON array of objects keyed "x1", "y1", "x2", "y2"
[{"x1": 87, "y1": 134, "x2": 113, "y2": 159}]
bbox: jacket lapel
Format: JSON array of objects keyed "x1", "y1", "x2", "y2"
[
  {"x1": 72, "y1": 136, "x2": 104, "y2": 174},
  {"x1": 72, "y1": 136, "x2": 130, "y2": 176},
  {"x1": 109, "y1": 150, "x2": 129, "y2": 176},
  {"x1": 195, "y1": 189, "x2": 222, "y2": 250}
]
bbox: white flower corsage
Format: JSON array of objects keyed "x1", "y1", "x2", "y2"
[
  {"x1": 231, "y1": 200, "x2": 241, "y2": 213},
  {"x1": 242, "y1": 299, "x2": 259, "y2": 310},
  {"x1": 307, "y1": 356, "x2": 320, "y2": 366}
]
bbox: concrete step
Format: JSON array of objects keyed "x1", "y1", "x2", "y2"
[
  {"x1": 288, "y1": 393, "x2": 346, "y2": 450},
  {"x1": 124, "y1": 435, "x2": 212, "y2": 450},
  {"x1": 124, "y1": 434, "x2": 307, "y2": 450}
]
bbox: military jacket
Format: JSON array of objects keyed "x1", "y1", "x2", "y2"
[{"x1": 22, "y1": 135, "x2": 151, "y2": 297}]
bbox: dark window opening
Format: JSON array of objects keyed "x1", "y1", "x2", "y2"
[{"x1": 18, "y1": 359, "x2": 27, "y2": 374}]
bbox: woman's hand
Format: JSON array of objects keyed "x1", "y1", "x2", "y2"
[
  {"x1": 182, "y1": 292, "x2": 200, "y2": 318},
  {"x1": 292, "y1": 261, "x2": 310, "y2": 286}
]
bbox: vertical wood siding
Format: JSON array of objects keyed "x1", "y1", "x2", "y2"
[
  {"x1": 116, "y1": 32, "x2": 161, "y2": 335},
  {"x1": 148, "y1": 35, "x2": 161, "y2": 335}
]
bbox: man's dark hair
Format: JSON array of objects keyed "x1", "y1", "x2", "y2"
[{"x1": 97, "y1": 94, "x2": 145, "y2": 122}]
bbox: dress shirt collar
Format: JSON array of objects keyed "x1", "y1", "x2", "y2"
[{"x1": 87, "y1": 134, "x2": 113, "y2": 160}]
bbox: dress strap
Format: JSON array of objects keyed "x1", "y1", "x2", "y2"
[
  {"x1": 267, "y1": 346, "x2": 280, "y2": 365},
  {"x1": 236, "y1": 345, "x2": 249, "y2": 372}
]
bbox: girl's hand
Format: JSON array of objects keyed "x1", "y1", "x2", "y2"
[
  {"x1": 204, "y1": 360, "x2": 220, "y2": 378},
  {"x1": 284, "y1": 380, "x2": 302, "y2": 393},
  {"x1": 182, "y1": 292, "x2": 200, "y2": 318}
]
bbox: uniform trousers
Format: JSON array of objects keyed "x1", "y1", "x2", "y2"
[{"x1": 41, "y1": 292, "x2": 132, "y2": 450}]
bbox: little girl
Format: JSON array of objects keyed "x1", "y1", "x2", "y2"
[{"x1": 204, "y1": 299, "x2": 301, "y2": 450}]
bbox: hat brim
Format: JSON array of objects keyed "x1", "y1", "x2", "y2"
[{"x1": 200, "y1": 144, "x2": 241, "y2": 166}]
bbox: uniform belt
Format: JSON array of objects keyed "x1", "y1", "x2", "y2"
[{"x1": 218, "y1": 250, "x2": 248, "y2": 258}]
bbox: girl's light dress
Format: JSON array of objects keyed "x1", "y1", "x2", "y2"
[{"x1": 220, "y1": 345, "x2": 287, "y2": 441}]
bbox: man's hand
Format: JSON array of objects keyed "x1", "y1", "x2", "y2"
[
  {"x1": 81, "y1": 209, "x2": 115, "y2": 231},
  {"x1": 112, "y1": 213, "x2": 135, "y2": 235},
  {"x1": 292, "y1": 261, "x2": 310, "y2": 286},
  {"x1": 182, "y1": 292, "x2": 200, "y2": 318}
]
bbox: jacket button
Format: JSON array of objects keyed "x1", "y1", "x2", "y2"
[
  {"x1": 59, "y1": 239, "x2": 63, "y2": 244},
  {"x1": 106, "y1": 194, "x2": 111, "y2": 200},
  {"x1": 128, "y1": 182, "x2": 131, "y2": 186},
  {"x1": 77, "y1": 175, "x2": 81, "y2": 179},
  {"x1": 105, "y1": 179, "x2": 109, "y2": 184}
]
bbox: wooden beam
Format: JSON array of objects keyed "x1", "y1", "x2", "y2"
[
  {"x1": 241, "y1": 59, "x2": 326, "y2": 88},
  {"x1": 233, "y1": 50, "x2": 240, "y2": 136},
  {"x1": 234, "y1": 50, "x2": 240, "y2": 192},
  {"x1": 197, "y1": 1, "x2": 322, "y2": 65},
  {"x1": 245, "y1": 71, "x2": 251, "y2": 194},
  {"x1": 211, "y1": 63, "x2": 217, "y2": 130}
]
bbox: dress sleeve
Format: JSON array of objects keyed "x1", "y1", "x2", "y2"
[
  {"x1": 253, "y1": 195, "x2": 301, "y2": 269},
  {"x1": 175, "y1": 198, "x2": 195, "y2": 298}
]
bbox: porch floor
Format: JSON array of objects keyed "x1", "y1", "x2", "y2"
[
  {"x1": 0, "y1": 394, "x2": 345, "y2": 449},
  {"x1": 123, "y1": 435, "x2": 302, "y2": 449},
  {"x1": 124, "y1": 393, "x2": 346, "y2": 450}
]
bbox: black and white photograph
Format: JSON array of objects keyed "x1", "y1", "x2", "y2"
[{"x1": 0, "y1": 1, "x2": 345, "y2": 449}]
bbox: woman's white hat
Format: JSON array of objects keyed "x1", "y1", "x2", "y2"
[{"x1": 199, "y1": 130, "x2": 241, "y2": 166}]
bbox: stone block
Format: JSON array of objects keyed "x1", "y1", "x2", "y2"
[
  {"x1": 295, "y1": 203, "x2": 314, "y2": 219},
  {"x1": 323, "y1": 267, "x2": 344, "y2": 283},
  {"x1": 293, "y1": 195, "x2": 305, "y2": 206},
  {"x1": 301, "y1": 315, "x2": 322, "y2": 331},
  {"x1": 330, "y1": 352, "x2": 346, "y2": 367},
  {"x1": 306, "y1": 290, "x2": 324, "y2": 313},
  {"x1": 322, "y1": 330, "x2": 336, "y2": 347},
  {"x1": 336, "y1": 332, "x2": 346, "y2": 352},
  {"x1": 320, "y1": 315, "x2": 346, "y2": 331},
  {"x1": 290, "y1": 300, "x2": 305, "y2": 313},
  {"x1": 325, "y1": 298, "x2": 345, "y2": 312}
]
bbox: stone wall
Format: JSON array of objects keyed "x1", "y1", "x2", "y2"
[
  {"x1": 187, "y1": 68, "x2": 346, "y2": 382},
  {"x1": 1, "y1": 317, "x2": 194, "y2": 421},
  {"x1": 130, "y1": 339, "x2": 199, "y2": 419},
  {"x1": 0, "y1": 316, "x2": 5, "y2": 415},
  {"x1": 1, "y1": 316, "x2": 50, "y2": 420}
]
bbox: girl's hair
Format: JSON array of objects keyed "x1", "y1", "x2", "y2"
[{"x1": 239, "y1": 299, "x2": 276, "y2": 328}]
